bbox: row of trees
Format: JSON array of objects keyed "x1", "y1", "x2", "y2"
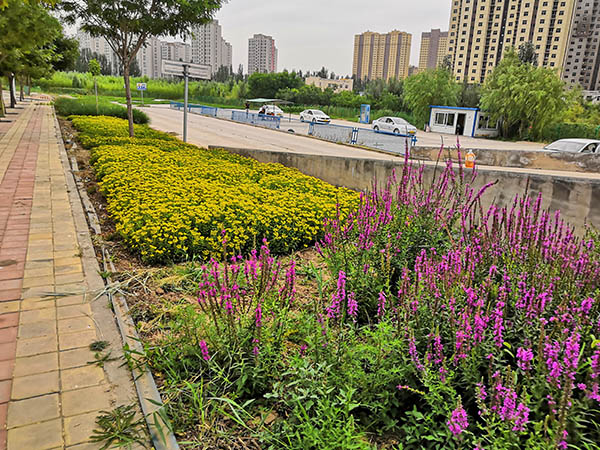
[
  {"x1": 2, "y1": 0, "x2": 228, "y2": 136},
  {"x1": 0, "y1": 0, "x2": 78, "y2": 117}
]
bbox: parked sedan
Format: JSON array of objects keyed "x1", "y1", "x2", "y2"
[
  {"x1": 543, "y1": 138, "x2": 600, "y2": 154},
  {"x1": 300, "y1": 109, "x2": 331, "y2": 123},
  {"x1": 372, "y1": 116, "x2": 417, "y2": 135}
]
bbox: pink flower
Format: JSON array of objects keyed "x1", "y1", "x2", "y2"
[
  {"x1": 447, "y1": 404, "x2": 469, "y2": 436},
  {"x1": 199, "y1": 340, "x2": 210, "y2": 361}
]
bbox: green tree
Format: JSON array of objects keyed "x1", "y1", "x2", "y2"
[
  {"x1": 52, "y1": 35, "x2": 79, "y2": 72},
  {"x1": 518, "y1": 41, "x2": 538, "y2": 66},
  {"x1": 480, "y1": 49, "x2": 569, "y2": 139},
  {"x1": 61, "y1": 0, "x2": 226, "y2": 137},
  {"x1": 404, "y1": 68, "x2": 460, "y2": 127},
  {"x1": 247, "y1": 71, "x2": 303, "y2": 99},
  {"x1": 0, "y1": 0, "x2": 61, "y2": 115},
  {"x1": 89, "y1": 58, "x2": 101, "y2": 114}
]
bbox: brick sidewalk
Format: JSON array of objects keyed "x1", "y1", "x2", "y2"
[{"x1": 0, "y1": 102, "x2": 138, "y2": 450}]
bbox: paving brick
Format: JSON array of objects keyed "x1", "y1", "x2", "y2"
[
  {"x1": 19, "y1": 307, "x2": 56, "y2": 324},
  {"x1": 54, "y1": 264, "x2": 82, "y2": 276},
  {"x1": 0, "y1": 381, "x2": 11, "y2": 403},
  {"x1": 58, "y1": 317, "x2": 94, "y2": 335},
  {"x1": 0, "y1": 314, "x2": 18, "y2": 330},
  {"x1": 23, "y1": 267, "x2": 53, "y2": 278},
  {"x1": 0, "y1": 290, "x2": 20, "y2": 302},
  {"x1": 59, "y1": 348, "x2": 95, "y2": 370},
  {"x1": 20, "y1": 296, "x2": 55, "y2": 311},
  {"x1": 64, "y1": 411, "x2": 99, "y2": 446},
  {"x1": 56, "y1": 295, "x2": 87, "y2": 307},
  {"x1": 16, "y1": 334, "x2": 57, "y2": 357},
  {"x1": 58, "y1": 330, "x2": 96, "y2": 351},
  {"x1": 0, "y1": 360, "x2": 14, "y2": 381},
  {"x1": 0, "y1": 302, "x2": 19, "y2": 314},
  {"x1": 61, "y1": 385, "x2": 110, "y2": 417},
  {"x1": 7, "y1": 394, "x2": 60, "y2": 428},
  {"x1": 11, "y1": 371, "x2": 59, "y2": 400},
  {"x1": 7, "y1": 418, "x2": 63, "y2": 450},
  {"x1": 21, "y1": 275, "x2": 54, "y2": 289},
  {"x1": 0, "y1": 328, "x2": 17, "y2": 344},
  {"x1": 57, "y1": 304, "x2": 91, "y2": 320},
  {"x1": 17, "y1": 320, "x2": 56, "y2": 339},
  {"x1": 54, "y1": 257, "x2": 81, "y2": 267},
  {"x1": 62, "y1": 365, "x2": 105, "y2": 391},
  {"x1": 13, "y1": 352, "x2": 58, "y2": 377},
  {"x1": 0, "y1": 342, "x2": 17, "y2": 362}
]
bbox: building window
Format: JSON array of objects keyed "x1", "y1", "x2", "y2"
[{"x1": 435, "y1": 112, "x2": 456, "y2": 127}]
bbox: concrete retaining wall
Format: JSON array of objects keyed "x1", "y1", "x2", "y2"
[
  {"x1": 412, "y1": 146, "x2": 600, "y2": 173},
  {"x1": 213, "y1": 146, "x2": 600, "y2": 233}
]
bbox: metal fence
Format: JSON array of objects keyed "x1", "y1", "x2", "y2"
[
  {"x1": 309, "y1": 123, "x2": 415, "y2": 155},
  {"x1": 169, "y1": 101, "x2": 417, "y2": 154}
]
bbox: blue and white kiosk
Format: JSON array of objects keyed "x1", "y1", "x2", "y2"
[{"x1": 428, "y1": 106, "x2": 499, "y2": 138}]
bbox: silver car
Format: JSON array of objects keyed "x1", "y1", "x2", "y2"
[
  {"x1": 372, "y1": 116, "x2": 417, "y2": 135},
  {"x1": 543, "y1": 138, "x2": 600, "y2": 154},
  {"x1": 300, "y1": 109, "x2": 331, "y2": 123}
]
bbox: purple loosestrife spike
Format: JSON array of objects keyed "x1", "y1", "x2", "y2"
[
  {"x1": 447, "y1": 404, "x2": 469, "y2": 436},
  {"x1": 255, "y1": 304, "x2": 262, "y2": 328},
  {"x1": 516, "y1": 347, "x2": 534, "y2": 371},
  {"x1": 199, "y1": 340, "x2": 210, "y2": 361},
  {"x1": 347, "y1": 292, "x2": 358, "y2": 320},
  {"x1": 377, "y1": 291, "x2": 386, "y2": 318}
]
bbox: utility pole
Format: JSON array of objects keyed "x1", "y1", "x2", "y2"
[{"x1": 183, "y1": 64, "x2": 189, "y2": 142}]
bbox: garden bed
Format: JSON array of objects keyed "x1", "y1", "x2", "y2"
[{"x1": 60, "y1": 114, "x2": 600, "y2": 450}]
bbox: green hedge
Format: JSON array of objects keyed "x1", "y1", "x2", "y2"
[
  {"x1": 54, "y1": 96, "x2": 149, "y2": 124},
  {"x1": 541, "y1": 122, "x2": 600, "y2": 142}
]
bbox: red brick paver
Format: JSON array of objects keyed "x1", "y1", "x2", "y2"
[{"x1": 0, "y1": 104, "x2": 40, "y2": 449}]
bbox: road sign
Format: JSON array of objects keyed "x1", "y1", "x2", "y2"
[
  {"x1": 136, "y1": 83, "x2": 147, "y2": 91},
  {"x1": 161, "y1": 60, "x2": 211, "y2": 80}
]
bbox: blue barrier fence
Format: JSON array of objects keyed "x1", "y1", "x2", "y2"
[{"x1": 169, "y1": 101, "x2": 417, "y2": 154}]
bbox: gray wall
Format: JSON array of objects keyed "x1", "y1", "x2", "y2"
[{"x1": 213, "y1": 146, "x2": 600, "y2": 233}]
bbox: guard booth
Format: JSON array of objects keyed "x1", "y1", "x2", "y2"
[{"x1": 428, "y1": 106, "x2": 499, "y2": 137}]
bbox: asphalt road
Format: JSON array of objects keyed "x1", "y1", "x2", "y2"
[{"x1": 143, "y1": 105, "x2": 600, "y2": 180}]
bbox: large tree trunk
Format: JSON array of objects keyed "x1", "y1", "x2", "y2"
[
  {"x1": 123, "y1": 63, "x2": 134, "y2": 137},
  {"x1": 8, "y1": 73, "x2": 17, "y2": 109},
  {"x1": 0, "y1": 79, "x2": 5, "y2": 118}
]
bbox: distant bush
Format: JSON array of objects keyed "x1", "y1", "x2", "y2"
[
  {"x1": 54, "y1": 97, "x2": 149, "y2": 124},
  {"x1": 541, "y1": 122, "x2": 600, "y2": 142}
]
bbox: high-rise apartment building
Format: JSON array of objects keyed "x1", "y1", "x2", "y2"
[
  {"x1": 136, "y1": 37, "x2": 163, "y2": 79},
  {"x1": 75, "y1": 30, "x2": 119, "y2": 75},
  {"x1": 418, "y1": 29, "x2": 449, "y2": 71},
  {"x1": 162, "y1": 42, "x2": 192, "y2": 63},
  {"x1": 352, "y1": 30, "x2": 412, "y2": 81},
  {"x1": 190, "y1": 20, "x2": 233, "y2": 75},
  {"x1": 248, "y1": 34, "x2": 278, "y2": 74},
  {"x1": 447, "y1": 0, "x2": 575, "y2": 84},
  {"x1": 563, "y1": 0, "x2": 600, "y2": 90}
]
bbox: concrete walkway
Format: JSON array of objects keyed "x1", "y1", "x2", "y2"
[{"x1": 0, "y1": 102, "x2": 139, "y2": 449}]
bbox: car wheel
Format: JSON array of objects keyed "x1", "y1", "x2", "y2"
[
  {"x1": 312, "y1": 118, "x2": 316, "y2": 123},
  {"x1": 300, "y1": 116, "x2": 304, "y2": 122},
  {"x1": 374, "y1": 125, "x2": 379, "y2": 131},
  {"x1": 393, "y1": 128, "x2": 400, "y2": 135}
]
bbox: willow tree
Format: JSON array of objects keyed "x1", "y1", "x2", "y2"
[{"x1": 61, "y1": 0, "x2": 226, "y2": 137}]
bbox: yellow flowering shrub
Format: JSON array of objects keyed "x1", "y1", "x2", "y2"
[{"x1": 72, "y1": 116, "x2": 358, "y2": 263}]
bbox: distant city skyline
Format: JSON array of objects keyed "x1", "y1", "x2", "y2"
[{"x1": 214, "y1": 0, "x2": 450, "y2": 75}]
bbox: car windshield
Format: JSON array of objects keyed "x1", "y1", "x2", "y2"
[
  {"x1": 313, "y1": 110, "x2": 326, "y2": 115},
  {"x1": 544, "y1": 141, "x2": 585, "y2": 152}
]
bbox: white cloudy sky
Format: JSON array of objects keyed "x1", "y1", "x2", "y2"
[{"x1": 214, "y1": 0, "x2": 451, "y2": 76}]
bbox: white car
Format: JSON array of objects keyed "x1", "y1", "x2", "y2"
[
  {"x1": 258, "y1": 105, "x2": 284, "y2": 117},
  {"x1": 372, "y1": 116, "x2": 417, "y2": 135},
  {"x1": 300, "y1": 109, "x2": 331, "y2": 123},
  {"x1": 543, "y1": 138, "x2": 600, "y2": 154}
]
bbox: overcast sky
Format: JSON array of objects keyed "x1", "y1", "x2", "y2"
[{"x1": 214, "y1": 0, "x2": 451, "y2": 76}]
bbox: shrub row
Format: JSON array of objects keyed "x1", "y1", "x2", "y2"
[
  {"x1": 55, "y1": 97, "x2": 149, "y2": 124},
  {"x1": 70, "y1": 116, "x2": 358, "y2": 263},
  {"x1": 541, "y1": 121, "x2": 600, "y2": 142}
]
